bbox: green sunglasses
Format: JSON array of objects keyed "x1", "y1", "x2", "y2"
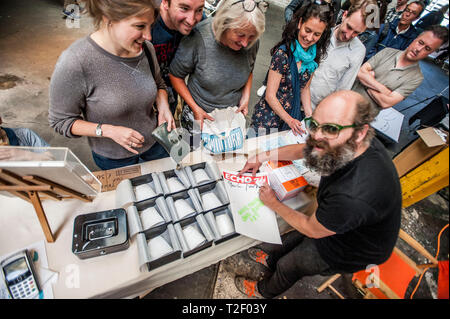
[{"x1": 304, "y1": 117, "x2": 356, "y2": 139}]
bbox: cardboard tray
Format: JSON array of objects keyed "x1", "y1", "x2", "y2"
[
  {"x1": 165, "y1": 189, "x2": 203, "y2": 223},
  {"x1": 193, "y1": 181, "x2": 230, "y2": 213},
  {"x1": 115, "y1": 172, "x2": 163, "y2": 208},
  {"x1": 184, "y1": 161, "x2": 222, "y2": 188},
  {"x1": 157, "y1": 168, "x2": 191, "y2": 196},
  {"x1": 203, "y1": 206, "x2": 239, "y2": 245},
  {"x1": 136, "y1": 223, "x2": 183, "y2": 272},
  {"x1": 173, "y1": 214, "x2": 214, "y2": 258},
  {"x1": 127, "y1": 197, "x2": 172, "y2": 237}
]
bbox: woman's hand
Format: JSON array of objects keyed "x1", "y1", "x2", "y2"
[
  {"x1": 193, "y1": 108, "x2": 215, "y2": 131},
  {"x1": 236, "y1": 92, "x2": 250, "y2": 116},
  {"x1": 102, "y1": 124, "x2": 144, "y2": 155},
  {"x1": 286, "y1": 117, "x2": 306, "y2": 136},
  {"x1": 236, "y1": 102, "x2": 249, "y2": 116},
  {"x1": 158, "y1": 106, "x2": 176, "y2": 132},
  {"x1": 259, "y1": 182, "x2": 279, "y2": 210}
]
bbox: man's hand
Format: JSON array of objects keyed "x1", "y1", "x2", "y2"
[
  {"x1": 238, "y1": 154, "x2": 262, "y2": 176},
  {"x1": 259, "y1": 182, "x2": 279, "y2": 210}
]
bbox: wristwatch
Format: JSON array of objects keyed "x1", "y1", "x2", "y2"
[{"x1": 95, "y1": 123, "x2": 103, "y2": 137}]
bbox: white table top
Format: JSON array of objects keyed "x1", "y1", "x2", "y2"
[{"x1": 0, "y1": 133, "x2": 313, "y2": 299}]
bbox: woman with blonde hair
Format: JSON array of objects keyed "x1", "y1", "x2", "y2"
[
  {"x1": 49, "y1": 0, "x2": 175, "y2": 170},
  {"x1": 169, "y1": 0, "x2": 267, "y2": 132}
]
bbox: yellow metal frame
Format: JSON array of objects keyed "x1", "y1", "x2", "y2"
[{"x1": 400, "y1": 147, "x2": 449, "y2": 208}]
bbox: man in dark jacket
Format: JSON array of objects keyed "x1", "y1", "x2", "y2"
[
  {"x1": 365, "y1": 0, "x2": 425, "y2": 60},
  {"x1": 415, "y1": 4, "x2": 449, "y2": 33}
]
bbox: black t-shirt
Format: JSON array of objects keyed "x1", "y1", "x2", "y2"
[{"x1": 315, "y1": 138, "x2": 402, "y2": 273}]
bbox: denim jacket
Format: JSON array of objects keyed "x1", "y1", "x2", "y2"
[{"x1": 365, "y1": 18, "x2": 418, "y2": 61}]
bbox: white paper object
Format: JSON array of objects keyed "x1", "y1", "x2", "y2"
[
  {"x1": 201, "y1": 106, "x2": 246, "y2": 154},
  {"x1": 134, "y1": 184, "x2": 156, "y2": 201},
  {"x1": 147, "y1": 236, "x2": 173, "y2": 260},
  {"x1": 183, "y1": 225, "x2": 206, "y2": 250},
  {"x1": 260, "y1": 130, "x2": 321, "y2": 188},
  {"x1": 201, "y1": 192, "x2": 222, "y2": 211},
  {"x1": 140, "y1": 207, "x2": 165, "y2": 230},
  {"x1": 193, "y1": 169, "x2": 210, "y2": 184},
  {"x1": 222, "y1": 170, "x2": 282, "y2": 244},
  {"x1": 167, "y1": 177, "x2": 185, "y2": 193},
  {"x1": 174, "y1": 199, "x2": 196, "y2": 219},
  {"x1": 371, "y1": 107, "x2": 404, "y2": 142},
  {"x1": 216, "y1": 214, "x2": 235, "y2": 236}
]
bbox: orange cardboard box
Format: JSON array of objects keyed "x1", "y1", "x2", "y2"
[{"x1": 261, "y1": 160, "x2": 308, "y2": 201}]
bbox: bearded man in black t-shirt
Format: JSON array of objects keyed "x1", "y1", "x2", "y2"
[{"x1": 236, "y1": 90, "x2": 402, "y2": 299}]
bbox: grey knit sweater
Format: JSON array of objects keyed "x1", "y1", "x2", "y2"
[{"x1": 49, "y1": 36, "x2": 166, "y2": 159}]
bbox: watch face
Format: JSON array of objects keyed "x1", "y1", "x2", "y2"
[{"x1": 96, "y1": 125, "x2": 102, "y2": 136}]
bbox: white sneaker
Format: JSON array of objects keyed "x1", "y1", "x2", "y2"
[{"x1": 257, "y1": 85, "x2": 266, "y2": 97}]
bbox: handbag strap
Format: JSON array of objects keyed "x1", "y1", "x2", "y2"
[{"x1": 142, "y1": 41, "x2": 156, "y2": 79}]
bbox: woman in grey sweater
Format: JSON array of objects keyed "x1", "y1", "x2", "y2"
[
  {"x1": 169, "y1": 0, "x2": 267, "y2": 132},
  {"x1": 49, "y1": 0, "x2": 175, "y2": 170}
]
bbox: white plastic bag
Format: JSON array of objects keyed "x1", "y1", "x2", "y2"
[{"x1": 201, "y1": 106, "x2": 246, "y2": 154}]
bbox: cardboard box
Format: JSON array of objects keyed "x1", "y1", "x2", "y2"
[
  {"x1": 393, "y1": 127, "x2": 448, "y2": 178},
  {"x1": 93, "y1": 165, "x2": 142, "y2": 192},
  {"x1": 260, "y1": 160, "x2": 308, "y2": 201}
]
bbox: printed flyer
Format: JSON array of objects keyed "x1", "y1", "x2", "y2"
[{"x1": 222, "y1": 170, "x2": 282, "y2": 244}]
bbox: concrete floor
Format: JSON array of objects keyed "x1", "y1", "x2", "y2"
[{"x1": 0, "y1": 1, "x2": 448, "y2": 300}]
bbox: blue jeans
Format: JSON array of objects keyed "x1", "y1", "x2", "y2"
[{"x1": 92, "y1": 142, "x2": 169, "y2": 170}]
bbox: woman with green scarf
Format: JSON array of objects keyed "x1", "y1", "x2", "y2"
[{"x1": 251, "y1": 0, "x2": 334, "y2": 135}]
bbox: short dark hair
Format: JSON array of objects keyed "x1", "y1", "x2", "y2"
[
  {"x1": 408, "y1": 1, "x2": 426, "y2": 16},
  {"x1": 273, "y1": 0, "x2": 335, "y2": 63},
  {"x1": 423, "y1": 25, "x2": 449, "y2": 45}
]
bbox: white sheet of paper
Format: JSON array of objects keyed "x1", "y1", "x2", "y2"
[
  {"x1": 222, "y1": 170, "x2": 282, "y2": 244},
  {"x1": 371, "y1": 108, "x2": 404, "y2": 142}
]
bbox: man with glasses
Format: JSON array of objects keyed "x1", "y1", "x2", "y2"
[
  {"x1": 310, "y1": 0, "x2": 378, "y2": 110},
  {"x1": 235, "y1": 90, "x2": 401, "y2": 298},
  {"x1": 365, "y1": 0, "x2": 425, "y2": 60}
]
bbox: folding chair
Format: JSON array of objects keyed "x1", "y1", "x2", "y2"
[{"x1": 317, "y1": 225, "x2": 448, "y2": 299}]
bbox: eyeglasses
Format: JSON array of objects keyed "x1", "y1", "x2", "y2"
[
  {"x1": 231, "y1": 0, "x2": 269, "y2": 13},
  {"x1": 304, "y1": 117, "x2": 356, "y2": 139},
  {"x1": 403, "y1": 8, "x2": 419, "y2": 16}
]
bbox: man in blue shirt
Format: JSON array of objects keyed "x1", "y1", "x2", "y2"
[
  {"x1": 365, "y1": 0, "x2": 425, "y2": 61},
  {"x1": 151, "y1": 0, "x2": 205, "y2": 114}
]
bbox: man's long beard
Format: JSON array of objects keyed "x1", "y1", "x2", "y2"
[{"x1": 303, "y1": 134, "x2": 358, "y2": 177}]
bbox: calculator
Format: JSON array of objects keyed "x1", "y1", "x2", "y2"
[{"x1": 1, "y1": 250, "x2": 40, "y2": 299}]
